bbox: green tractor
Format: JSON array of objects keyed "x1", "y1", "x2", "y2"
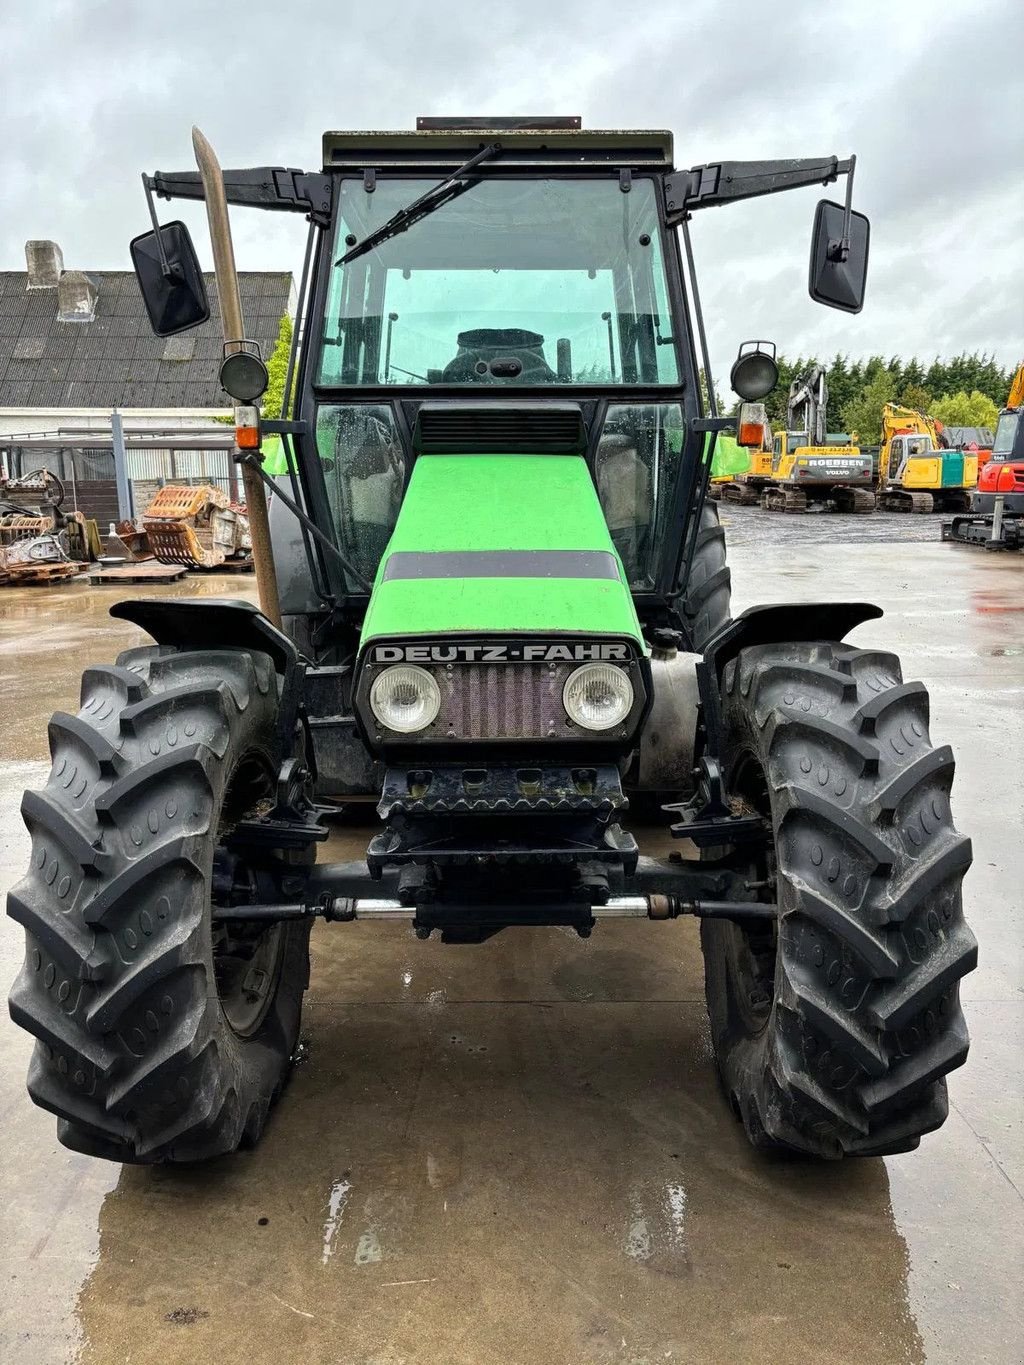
[{"x1": 7, "y1": 119, "x2": 975, "y2": 1164}]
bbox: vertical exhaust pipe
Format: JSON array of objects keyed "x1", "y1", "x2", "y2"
[{"x1": 191, "y1": 126, "x2": 282, "y2": 628}]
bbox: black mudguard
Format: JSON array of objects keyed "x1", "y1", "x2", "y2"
[
  {"x1": 111, "y1": 598, "x2": 299, "y2": 675},
  {"x1": 111, "y1": 599, "x2": 305, "y2": 769},
  {"x1": 703, "y1": 601, "x2": 883, "y2": 685},
  {"x1": 695, "y1": 602, "x2": 883, "y2": 763}
]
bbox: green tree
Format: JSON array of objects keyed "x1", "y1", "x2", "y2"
[
  {"x1": 840, "y1": 371, "x2": 896, "y2": 444},
  {"x1": 260, "y1": 313, "x2": 294, "y2": 420},
  {"x1": 928, "y1": 389, "x2": 1000, "y2": 430},
  {"x1": 899, "y1": 383, "x2": 932, "y2": 413},
  {"x1": 698, "y1": 367, "x2": 725, "y2": 415}
]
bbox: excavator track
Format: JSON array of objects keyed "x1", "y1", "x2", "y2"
[
  {"x1": 761, "y1": 486, "x2": 807, "y2": 513},
  {"x1": 879, "y1": 489, "x2": 934, "y2": 514},
  {"x1": 720, "y1": 483, "x2": 760, "y2": 506},
  {"x1": 832, "y1": 487, "x2": 876, "y2": 514}
]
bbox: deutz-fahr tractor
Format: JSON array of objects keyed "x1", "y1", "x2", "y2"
[{"x1": 7, "y1": 119, "x2": 976, "y2": 1165}]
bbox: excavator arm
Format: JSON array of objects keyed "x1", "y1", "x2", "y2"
[
  {"x1": 1006, "y1": 362, "x2": 1024, "y2": 412},
  {"x1": 787, "y1": 365, "x2": 829, "y2": 446},
  {"x1": 881, "y1": 402, "x2": 940, "y2": 446}
]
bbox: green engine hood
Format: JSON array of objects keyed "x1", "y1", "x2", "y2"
[{"x1": 359, "y1": 454, "x2": 643, "y2": 648}]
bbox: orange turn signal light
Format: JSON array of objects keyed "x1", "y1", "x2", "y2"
[
  {"x1": 234, "y1": 402, "x2": 261, "y2": 450},
  {"x1": 736, "y1": 401, "x2": 769, "y2": 449}
]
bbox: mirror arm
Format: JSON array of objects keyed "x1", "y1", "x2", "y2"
[
  {"x1": 827, "y1": 154, "x2": 857, "y2": 263},
  {"x1": 141, "y1": 173, "x2": 182, "y2": 283},
  {"x1": 665, "y1": 156, "x2": 853, "y2": 222},
  {"x1": 146, "y1": 167, "x2": 332, "y2": 225}
]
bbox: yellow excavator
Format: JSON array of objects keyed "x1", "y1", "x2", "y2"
[
  {"x1": 875, "y1": 403, "x2": 977, "y2": 513},
  {"x1": 763, "y1": 366, "x2": 875, "y2": 512}
]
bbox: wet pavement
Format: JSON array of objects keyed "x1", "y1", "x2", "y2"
[
  {"x1": 1, "y1": 535, "x2": 1021, "y2": 1364},
  {"x1": 718, "y1": 502, "x2": 948, "y2": 547}
]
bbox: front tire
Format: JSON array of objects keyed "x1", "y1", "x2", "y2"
[
  {"x1": 701, "y1": 640, "x2": 976, "y2": 1158},
  {"x1": 7, "y1": 645, "x2": 313, "y2": 1163},
  {"x1": 681, "y1": 501, "x2": 731, "y2": 650}
]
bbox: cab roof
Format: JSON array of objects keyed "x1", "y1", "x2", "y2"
[{"x1": 322, "y1": 120, "x2": 674, "y2": 172}]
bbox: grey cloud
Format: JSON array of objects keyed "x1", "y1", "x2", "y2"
[{"x1": 2, "y1": 0, "x2": 1020, "y2": 385}]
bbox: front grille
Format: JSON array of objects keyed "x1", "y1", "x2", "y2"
[
  {"x1": 440, "y1": 662, "x2": 567, "y2": 739},
  {"x1": 413, "y1": 402, "x2": 586, "y2": 455},
  {"x1": 358, "y1": 657, "x2": 644, "y2": 745}
]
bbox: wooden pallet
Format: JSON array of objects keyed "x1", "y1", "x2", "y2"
[
  {"x1": 192, "y1": 557, "x2": 255, "y2": 574},
  {"x1": 2, "y1": 560, "x2": 86, "y2": 586},
  {"x1": 87, "y1": 562, "x2": 187, "y2": 584}
]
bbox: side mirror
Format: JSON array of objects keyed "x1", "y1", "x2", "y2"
[
  {"x1": 809, "y1": 200, "x2": 870, "y2": 314},
  {"x1": 129, "y1": 220, "x2": 210, "y2": 336}
]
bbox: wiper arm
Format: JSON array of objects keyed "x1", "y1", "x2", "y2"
[{"x1": 336, "y1": 141, "x2": 502, "y2": 265}]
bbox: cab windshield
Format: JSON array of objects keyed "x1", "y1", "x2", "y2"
[
  {"x1": 992, "y1": 410, "x2": 1019, "y2": 461},
  {"x1": 318, "y1": 177, "x2": 679, "y2": 388}
]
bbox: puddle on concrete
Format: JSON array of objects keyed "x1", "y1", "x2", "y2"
[{"x1": 320, "y1": 1175, "x2": 352, "y2": 1265}]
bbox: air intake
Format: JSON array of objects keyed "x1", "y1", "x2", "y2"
[{"x1": 413, "y1": 402, "x2": 586, "y2": 456}]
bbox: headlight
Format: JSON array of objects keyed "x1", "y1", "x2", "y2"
[
  {"x1": 563, "y1": 663, "x2": 634, "y2": 731},
  {"x1": 369, "y1": 665, "x2": 441, "y2": 733}
]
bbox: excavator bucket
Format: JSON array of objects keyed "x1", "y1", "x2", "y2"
[{"x1": 142, "y1": 484, "x2": 251, "y2": 569}]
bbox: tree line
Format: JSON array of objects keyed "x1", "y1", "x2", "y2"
[{"x1": 748, "y1": 351, "x2": 1017, "y2": 445}]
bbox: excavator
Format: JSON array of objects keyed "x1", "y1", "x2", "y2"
[
  {"x1": 875, "y1": 403, "x2": 977, "y2": 513},
  {"x1": 763, "y1": 365, "x2": 874, "y2": 512},
  {"x1": 944, "y1": 363, "x2": 1024, "y2": 549}
]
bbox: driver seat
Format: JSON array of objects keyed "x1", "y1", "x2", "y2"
[{"x1": 441, "y1": 328, "x2": 556, "y2": 383}]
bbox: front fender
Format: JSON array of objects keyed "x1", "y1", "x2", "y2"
[
  {"x1": 702, "y1": 601, "x2": 883, "y2": 686},
  {"x1": 110, "y1": 598, "x2": 299, "y2": 675}
]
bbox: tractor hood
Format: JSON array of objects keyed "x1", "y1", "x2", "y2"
[{"x1": 359, "y1": 454, "x2": 644, "y2": 649}]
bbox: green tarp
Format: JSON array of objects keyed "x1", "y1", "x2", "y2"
[{"x1": 709, "y1": 432, "x2": 751, "y2": 478}]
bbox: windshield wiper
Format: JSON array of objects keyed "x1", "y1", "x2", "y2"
[{"x1": 336, "y1": 141, "x2": 503, "y2": 265}]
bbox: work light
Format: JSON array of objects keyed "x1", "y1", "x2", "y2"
[
  {"x1": 563, "y1": 663, "x2": 634, "y2": 731},
  {"x1": 370, "y1": 665, "x2": 441, "y2": 733}
]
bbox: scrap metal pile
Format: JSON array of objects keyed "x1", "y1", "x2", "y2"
[
  {"x1": 0, "y1": 469, "x2": 89, "y2": 584},
  {"x1": 121, "y1": 484, "x2": 252, "y2": 569}
]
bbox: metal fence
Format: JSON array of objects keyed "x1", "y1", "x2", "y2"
[{"x1": 1, "y1": 416, "x2": 238, "y2": 521}]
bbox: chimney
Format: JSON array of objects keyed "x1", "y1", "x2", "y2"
[
  {"x1": 57, "y1": 270, "x2": 99, "y2": 324},
  {"x1": 25, "y1": 240, "x2": 64, "y2": 289}
]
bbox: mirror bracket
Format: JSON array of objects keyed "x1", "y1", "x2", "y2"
[
  {"x1": 141, "y1": 173, "x2": 183, "y2": 284},
  {"x1": 827, "y1": 154, "x2": 857, "y2": 263}
]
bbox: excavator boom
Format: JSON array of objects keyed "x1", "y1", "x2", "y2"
[{"x1": 881, "y1": 402, "x2": 941, "y2": 447}]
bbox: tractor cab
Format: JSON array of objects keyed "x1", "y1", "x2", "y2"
[{"x1": 311, "y1": 131, "x2": 689, "y2": 600}]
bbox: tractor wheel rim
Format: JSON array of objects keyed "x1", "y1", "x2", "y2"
[
  {"x1": 212, "y1": 751, "x2": 286, "y2": 1039},
  {"x1": 728, "y1": 750, "x2": 779, "y2": 1035}
]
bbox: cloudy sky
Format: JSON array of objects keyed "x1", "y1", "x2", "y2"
[{"x1": 3, "y1": 0, "x2": 1021, "y2": 384}]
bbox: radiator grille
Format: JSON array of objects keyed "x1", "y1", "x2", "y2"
[
  {"x1": 439, "y1": 663, "x2": 568, "y2": 739},
  {"x1": 360, "y1": 658, "x2": 643, "y2": 743},
  {"x1": 413, "y1": 402, "x2": 586, "y2": 455}
]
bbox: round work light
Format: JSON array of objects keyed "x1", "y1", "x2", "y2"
[
  {"x1": 219, "y1": 349, "x2": 270, "y2": 403},
  {"x1": 730, "y1": 343, "x2": 779, "y2": 401}
]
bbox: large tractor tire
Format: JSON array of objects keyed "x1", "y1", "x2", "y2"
[
  {"x1": 7, "y1": 645, "x2": 314, "y2": 1164},
  {"x1": 681, "y1": 501, "x2": 731, "y2": 650},
  {"x1": 701, "y1": 640, "x2": 976, "y2": 1158}
]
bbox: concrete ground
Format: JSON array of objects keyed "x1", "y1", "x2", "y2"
[{"x1": 0, "y1": 522, "x2": 1021, "y2": 1365}]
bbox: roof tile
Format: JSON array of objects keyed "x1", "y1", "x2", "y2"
[{"x1": 0, "y1": 269, "x2": 291, "y2": 409}]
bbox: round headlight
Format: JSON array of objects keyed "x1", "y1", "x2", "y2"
[
  {"x1": 563, "y1": 663, "x2": 634, "y2": 731},
  {"x1": 370, "y1": 665, "x2": 441, "y2": 733}
]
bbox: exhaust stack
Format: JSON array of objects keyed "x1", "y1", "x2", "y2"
[{"x1": 191, "y1": 126, "x2": 282, "y2": 628}]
